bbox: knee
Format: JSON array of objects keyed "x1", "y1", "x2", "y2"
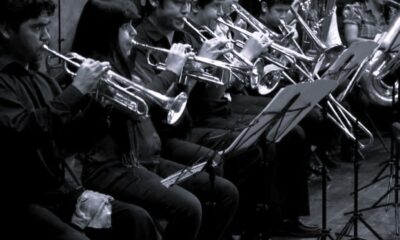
[
  {"x1": 116, "y1": 204, "x2": 158, "y2": 240},
  {"x1": 174, "y1": 191, "x2": 202, "y2": 224},
  {"x1": 214, "y1": 177, "x2": 239, "y2": 209},
  {"x1": 290, "y1": 125, "x2": 306, "y2": 142}
]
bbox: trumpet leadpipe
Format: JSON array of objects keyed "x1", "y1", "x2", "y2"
[{"x1": 216, "y1": 18, "x2": 315, "y2": 63}]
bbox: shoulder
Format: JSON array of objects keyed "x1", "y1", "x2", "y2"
[{"x1": 343, "y1": 2, "x2": 363, "y2": 22}]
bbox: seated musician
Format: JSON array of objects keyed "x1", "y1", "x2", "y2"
[
  {"x1": 187, "y1": 0, "x2": 322, "y2": 238},
  {"x1": 341, "y1": 0, "x2": 399, "y2": 158},
  {"x1": 0, "y1": 0, "x2": 158, "y2": 239},
  {"x1": 343, "y1": 0, "x2": 397, "y2": 45},
  {"x1": 72, "y1": 1, "x2": 239, "y2": 240}
]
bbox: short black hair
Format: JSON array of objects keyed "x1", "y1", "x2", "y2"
[
  {"x1": 196, "y1": 0, "x2": 214, "y2": 9},
  {"x1": 141, "y1": 0, "x2": 195, "y2": 17},
  {"x1": 0, "y1": 0, "x2": 56, "y2": 31},
  {"x1": 249, "y1": 0, "x2": 292, "y2": 17}
]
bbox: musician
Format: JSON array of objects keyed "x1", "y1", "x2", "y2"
[
  {"x1": 72, "y1": 1, "x2": 239, "y2": 240},
  {"x1": 0, "y1": 0, "x2": 158, "y2": 239},
  {"x1": 343, "y1": 0, "x2": 397, "y2": 45},
  {"x1": 175, "y1": 0, "x2": 320, "y2": 238},
  {"x1": 256, "y1": 0, "x2": 293, "y2": 33}
]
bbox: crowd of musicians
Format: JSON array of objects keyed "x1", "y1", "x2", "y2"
[{"x1": 0, "y1": 0, "x2": 398, "y2": 239}]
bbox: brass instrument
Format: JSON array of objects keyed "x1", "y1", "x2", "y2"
[
  {"x1": 183, "y1": 18, "x2": 265, "y2": 91},
  {"x1": 42, "y1": 44, "x2": 188, "y2": 125},
  {"x1": 361, "y1": 11, "x2": 400, "y2": 107},
  {"x1": 217, "y1": 17, "x2": 315, "y2": 63},
  {"x1": 279, "y1": 1, "x2": 373, "y2": 148},
  {"x1": 338, "y1": 10, "x2": 400, "y2": 107},
  {"x1": 230, "y1": 3, "x2": 280, "y2": 39},
  {"x1": 221, "y1": 3, "x2": 373, "y2": 147},
  {"x1": 131, "y1": 39, "x2": 255, "y2": 87}
]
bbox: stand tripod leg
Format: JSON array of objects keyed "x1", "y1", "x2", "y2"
[
  {"x1": 336, "y1": 216, "x2": 355, "y2": 240},
  {"x1": 364, "y1": 112, "x2": 390, "y2": 154},
  {"x1": 352, "y1": 189, "x2": 393, "y2": 214},
  {"x1": 385, "y1": 164, "x2": 395, "y2": 210},
  {"x1": 358, "y1": 216, "x2": 384, "y2": 240},
  {"x1": 356, "y1": 162, "x2": 390, "y2": 192},
  {"x1": 395, "y1": 202, "x2": 399, "y2": 236}
]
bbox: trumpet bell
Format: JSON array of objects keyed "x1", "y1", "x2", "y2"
[
  {"x1": 257, "y1": 64, "x2": 284, "y2": 95},
  {"x1": 166, "y1": 92, "x2": 188, "y2": 125}
]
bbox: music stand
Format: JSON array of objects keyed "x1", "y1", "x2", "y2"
[
  {"x1": 325, "y1": 41, "x2": 384, "y2": 240},
  {"x1": 220, "y1": 80, "x2": 337, "y2": 158},
  {"x1": 162, "y1": 80, "x2": 337, "y2": 187}
]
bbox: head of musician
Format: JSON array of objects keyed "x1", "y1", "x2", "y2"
[
  {"x1": 143, "y1": 0, "x2": 192, "y2": 31},
  {"x1": 221, "y1": 0, "x2": 238, "y2": 18},
  {"x1": 0, "y1": 0, "x2": 56, "y2": 66},
  {"x1": 256, "y1": 0, "x2": 293, "y2": 30},
  {"x1": 72, "y1": 0, "x2": 140, "y2": 69},
  {"x1": 190, "y1": 0, "x2": 225, "y2": 30}
]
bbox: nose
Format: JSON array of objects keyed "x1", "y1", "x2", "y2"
[
  {"x1": 131, "y1": 26, "x2": 137, "y2": 38},
  {"x1": 217, "y1": 5, "x2": 224, "y2": 17},
  {"x1": 40, "y1": 27, "x2": 51, "y2": 43},
  {"x1": 181, "y1": 1, "x2": 191, "y2": 15}
]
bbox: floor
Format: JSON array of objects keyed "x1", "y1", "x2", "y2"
[{"x1": 273, "y1": 136, "x2": 399, "y2": 240}]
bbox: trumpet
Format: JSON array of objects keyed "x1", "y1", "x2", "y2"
[
  {"x1": 225, "y1": 4, "x2": 373, "y2": 147},
  {"x1": 131, "y1": 39, "x2": 256, "y2": 87},
  {"x1": 217, "y1": 17, "x2": 315, "y2": 63},
  {"x1": 42, "y1": 44, "x2": 188, "y2": 125},
  {"x1": 230, "y1": 3, "x2": 280, "y2": 39},
  {"x1": 183, "y1": 18, "x2": 265, "y2": 91}
]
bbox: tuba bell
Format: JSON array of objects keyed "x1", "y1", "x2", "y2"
[{"x1": 360, "y1": 10, "x2": 400, "y2": 107}]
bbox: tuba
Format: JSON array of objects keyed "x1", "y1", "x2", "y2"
[
  {"x1": 360, "y1": 9, "x2": 400, "y2": 106},
  {"x1": 43, "y1": 45, "x2": 188, "y2": 125}
]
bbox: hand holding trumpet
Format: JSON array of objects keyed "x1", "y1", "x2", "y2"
[
  {"x1": 240, "y1": 32, "x2": 272, "y2": 61},
  {"x1": 73, "y1": 59, "x2": 111, "y2": 94},
  {"x1": 165, "y1": 43, "x2": 194, "y2": 75}
]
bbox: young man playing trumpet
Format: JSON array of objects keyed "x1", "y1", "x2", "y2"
[
  {"x1": 186, "y1": 0, "x2": 323, "y2": 238},
  {"x1": 0, "y1": 0, "x2": 159, "y2": 239}
]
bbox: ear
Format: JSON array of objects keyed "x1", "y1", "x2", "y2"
[
  {"x1": 148, "y1": 0, "x2": 159, "y2": 8},
  {"x1": 261, "y1": 1, "x2": 269, "y2": 13},
  {"x1": 0, "y1": 23, "x2": 12, "y2": 40}
]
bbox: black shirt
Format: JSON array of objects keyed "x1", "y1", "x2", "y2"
[{"x1": 0, "y1": 52, "x2": 89, "y2": 203}]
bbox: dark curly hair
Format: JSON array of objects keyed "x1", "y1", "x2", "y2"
[{"x1": 0, "y1": 0, "x2": 56, "y2": 31}]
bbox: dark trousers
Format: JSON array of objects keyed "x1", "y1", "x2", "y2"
[
  {"x1": 13, "y1": 200, "x2": 157, "y2": 240},
  {"x1": 190, "y1": 94, "x2": 310, "y2": 219},
  {"x1": 82, "y1": 158, "x2": 238, "y2": 240}
]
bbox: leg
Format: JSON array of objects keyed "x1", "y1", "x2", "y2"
[
  {"x1": 19, "y1": 204, "x2": 90, "y2": 240},
  {"x1": 276, "y1": 125, "x2": 310, "y2": 218},
  {"x1": 158, "y1": 159, "x2": 239, "y2": 240},
  {"x1": 83, "y1": 163, "x2": 202, "y2": 240},
  {"x1": 85, "y1": 200, "x2": 158, "y2": 240}
]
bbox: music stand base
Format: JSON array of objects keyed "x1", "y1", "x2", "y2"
[{"x1": 336, "y1": 213, "x2": 383, "y2": 240}]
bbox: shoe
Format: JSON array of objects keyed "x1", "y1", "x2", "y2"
[{"x1": 280, "y1": 218, "x2": 321, "y2": 238}]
